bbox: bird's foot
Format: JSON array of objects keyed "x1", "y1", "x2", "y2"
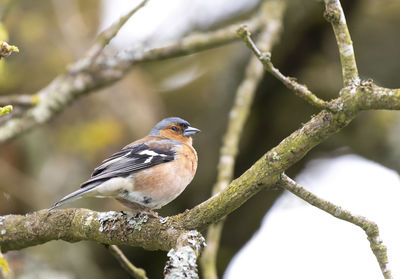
[{"x1": 141, "y1": 209, "x2": 159, "y2": 218}]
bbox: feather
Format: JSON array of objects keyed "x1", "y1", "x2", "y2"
[
  {"x1": 50, "y1": 139, "x2": 177, "y2": 210},
  {"x1": 81, "y1": 141, "x2": 176, "y2": 188}
]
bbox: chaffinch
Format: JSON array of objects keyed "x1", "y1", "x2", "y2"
[{"x1": 50, "y1": 117, "x2": 200, "y2": 212}]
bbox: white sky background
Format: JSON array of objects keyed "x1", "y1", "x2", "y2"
[
  {"x1": 100, "y1": 0, "x2": 260, "y2": 49},
  {"x1": 224, "y1": 154, "x2": 400, "y2": 279}
]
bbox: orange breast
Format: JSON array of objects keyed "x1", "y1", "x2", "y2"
[{"x1": 128, "y1": 143, "x2": 198, "y2": 209}]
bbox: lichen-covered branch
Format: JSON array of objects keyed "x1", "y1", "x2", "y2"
[
  {"x1": 324, "y1": 0, "x2": 359, "y2": 86},
  {"x1": 279, "y1": 174, "x2": 393, "y2": 279},
  {"x1": 164, "y1": 231, "x2": 205, "y2": 279},
  {"x1": 0, "y1": 41, "x2": 18, "y2": 59},
  {"x1": 237, "y1": 25, "x2": 329, "y2": 109},
  {"x1": 0, "y1": 2, "x2": 272, "y2": 143},
  {"x1": 106, "y1": 244, "x2": 148, "y2": 279},
  {"x1": 0, "y1": 209, "x2": 184, "y2": 252},
  {"x1": 357, "y1": 82, "x2": 400, "y2": 110},
  {"x1": 200, "y1": 1, "x2": 286, "y2": 278}
]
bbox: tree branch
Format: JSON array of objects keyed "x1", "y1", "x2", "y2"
[
  {"x1": 171, "y1": 79, "x2": 400, "y2": 232},
  {"x1": 0, "y1": 2, "x2": 271, "y2": 143},
  {"x1": 0, "y1": 0, "x2": 147, "y2": 142},
  {"x1": 237, "y1": 25, "x2": 330, "y2": 109},
  {"x1": 358, "y1": 82, "x2": 400, "y2": 110},
  {"x1": 1, "y1": 81, "x2": 400, "y2": 256},
  {"x1": 0, "y1": 209, "x2": 181, "y2": 252},
  {"x1": 324, "y1": 0, "x2": 359, "y2": 86},
  {"x1": 85, "y1": 0, "x2": 149, "y2": 64},
  {"x1": 200, "y1": 1, "x2": 286, "y2": 278},
  {"x1": 164, "y1": 231, "x2": 205, "y2": 279},
  {"x1": 279, "y1": 174, "x2": 393, "y2": 279},
  {"x1": 106, "y1": 244, "x2": 148, "y2": 279}
]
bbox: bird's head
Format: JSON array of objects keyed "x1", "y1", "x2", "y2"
[{"x1": 149, "y1": 117, "x2": 200, "y2": 144}]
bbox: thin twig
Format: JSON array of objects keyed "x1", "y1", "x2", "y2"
[
  {"x1": 92, "y1": 5, "x2": 270, "y2": 68},
  {"x1": 106, "y1": 245, "x2": 148, "y2": 279},
  {"x1": 200, "y1": 222, "x2": 223, "y2": 279},
  {"x1": 85, "y1": 0, "x2": 149, "y2": 66},
  {"x1": 200, "y1": 1, "x2": 286, "y2": 278},
  {"x1": 279, "y1": 174, "x2": 393, "y2": 279},
  {"x1": 237, "y1": 25, "x2": 330, "y2": 110},
  {"x1": 323, "y1": 0, "x2": 359, "y2": 86}
]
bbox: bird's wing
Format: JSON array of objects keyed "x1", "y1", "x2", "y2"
[{"x1": 80, "y1": 140, "x2": 177, "y2": 188}]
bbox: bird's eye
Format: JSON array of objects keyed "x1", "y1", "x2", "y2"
[{"x1": 171, "y1": 126, "x2": 178, "y2": 132}]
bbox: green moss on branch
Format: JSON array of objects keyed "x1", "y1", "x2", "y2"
[{"x1": 0, "y1": 209, "x2": 184, "y2": 252}]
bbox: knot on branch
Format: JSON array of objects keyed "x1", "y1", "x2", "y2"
[
  {"x1": 259, "y1": 52, "x2": 272, "y2": 65},
  {"x1": 236, "y1": 25, "x2": 251, "y2": 39},
  {"x1": 323, "y1": 6, "x2": 341, "y2": 24},
  {"x1": 359, "y1": 79, "x2": 374, "y2": 92}
]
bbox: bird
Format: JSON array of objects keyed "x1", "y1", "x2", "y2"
[{"x1": 50, "y1": 117, "x2": 200, "y2": 213}]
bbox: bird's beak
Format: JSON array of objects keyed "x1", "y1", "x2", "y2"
[{"x1": 183, "y1": 126, "x2": 201, "y2": 136}]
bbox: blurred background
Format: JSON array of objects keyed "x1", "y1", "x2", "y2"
[{"x1": 1, "y1": 0, "x2": 400, "y2": 278}]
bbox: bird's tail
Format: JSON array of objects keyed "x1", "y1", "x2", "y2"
[{"x1": 49, "y1": 184, "x2": 98, "y2": 210}]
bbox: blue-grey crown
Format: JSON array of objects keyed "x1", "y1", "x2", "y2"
[{"x1": 149, "y1": 117, "x2": 190, "y2": 136}]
